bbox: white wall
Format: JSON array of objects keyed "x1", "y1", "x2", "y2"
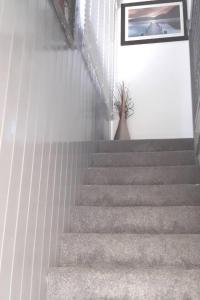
[
  {"x1": 0, "y1": 0, "x2": 114, "y2": 300},
  {"x1": 113, "y1": 0, "x2": 193, "y2": 140}
]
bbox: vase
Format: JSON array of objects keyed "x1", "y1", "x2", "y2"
[{"x1": 114, "y1": 114, "x2": 130, "y2": 140}]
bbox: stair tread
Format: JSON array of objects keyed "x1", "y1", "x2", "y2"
[
  {"x1": 60, "y1": 233, "x2": 200, "y2": 267},
  {"x1": 92, "y1": 151, "x2": 195, "y2": 166},
  {"x1": 48, "y1": 266, "x2": 200, "y2": 300},
  {"x1": 79, "y1": 184, "x2": 200, "y2": 206},
  {"x1": 84, "y1": 165, "x2": 200, "y2": 185},
  {"x1": 71, "y1": 206, "x2": 200, "y2": 234},
  {"x1": 96, "y1": 138, "x2": 194, "y2": 153},
  {"x1": 47, "y1": 139, "x2": 200, "y2": 300}
]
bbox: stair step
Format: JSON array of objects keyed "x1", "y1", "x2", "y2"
[
  {"x1": 91, "y1": 151, "x2": 195, "y2": 167},
  {"x1": 71, "y1": 206, "x2": 200, "y2": 234},
  {"x1": 47, "y1": 267, "x2": 200, "y2": 299},
  {"x1": 79, "y1": 184, "x2": 200, "y2": 206},
  {"x1": 84, "y1": 166, "x2": 200, "y2": 185},
  {"x1": 60, "y1": 233, "x2": 200, "y2": 268},
  {"x1": 96, "y1": 138, "x2": 194, "y2": 153}
]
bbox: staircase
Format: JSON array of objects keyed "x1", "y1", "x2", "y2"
[{"x1": 47, "y1": 139, "x2": 200, "y2": 299}]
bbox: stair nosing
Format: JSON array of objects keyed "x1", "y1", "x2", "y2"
[
  {"x1": 92, "y1": 150, "x2": 195, "y2": 155},
  {"x1": 60, "y1": 232, "x2": 200, "y2": 238},
  {"x1": 48, "y1": 265, "x2": 200, "y2": 273},
  {"x1": 87, "y1": 165, "x2": 197, "y2": 169},
  {"x1": 81, "y1": 183, "x2": 200, "y2": 187},
  {"x1": 89, "y1": 164, "x2": 197, "y2": 168},
  {"x1": 74, "y1": 205, "x2": 200, "y2": 209}
]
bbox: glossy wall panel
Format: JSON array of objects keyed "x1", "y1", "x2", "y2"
[
  {"x1": 0, "y1": 0, "x2": 115, "y2": 299},
  {"x1": 84, "y1": 0, "x2": 116, "y2": 106}
]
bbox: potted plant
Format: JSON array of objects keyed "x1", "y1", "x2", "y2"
[{"x1": 113, "y1": 82, "x2": 134, "y2": 140}]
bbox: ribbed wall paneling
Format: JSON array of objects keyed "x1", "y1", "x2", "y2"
[
  {"x1": 190, "y1": 0, "x2": 200, "y2": 162},
  {"x1": 0, "y1": 0, "x2": 115, "y2": 299}
]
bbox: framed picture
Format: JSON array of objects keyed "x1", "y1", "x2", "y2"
[
  {"x1": 52, "y1": 0, "x2": 77, "y2": 47},
  {"x1": 121, "y1": 0, "x2": 188, "y2": 46}
]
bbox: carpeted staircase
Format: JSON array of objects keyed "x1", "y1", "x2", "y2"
[{"x1": 47, "y1": 139, "x2": 200, "y2": 299}]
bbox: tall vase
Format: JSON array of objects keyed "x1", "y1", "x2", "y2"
[{"x1": 114, "y1": 113, "x2": 130, "y2": 140}]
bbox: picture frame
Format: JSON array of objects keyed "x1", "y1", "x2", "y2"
[
  {"x1": 52, "y1": 0, "x2": 77, "y2": 47},
  {"x1": 121, "y1": 0, "x2": 188, "y2": 46}
]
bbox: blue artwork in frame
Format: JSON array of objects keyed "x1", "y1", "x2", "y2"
[{"x1": 121, "y1": 0, "x2": 188, "y2": 46}]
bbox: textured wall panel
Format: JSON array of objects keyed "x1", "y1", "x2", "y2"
[
  {"x1": 83, "y1": 0, "x2": 116, "y2": 108},
  {"x1": 0, "y1": 0, "x2": 115, "y2": 299},
  {"x1": 190, "y1": 0, "x2": 200, "y2": 161}
]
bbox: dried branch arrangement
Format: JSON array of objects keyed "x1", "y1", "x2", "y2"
[{"x1": 114, "y1": 82, "x2": 134, "y2": 120}]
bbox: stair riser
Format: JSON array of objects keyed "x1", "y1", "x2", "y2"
[
  {"x1": 91, "y1": 151, "x2": 195, "y2": 167},
  {"x1": 48, "y1": 268, "x2": 200, "y2": 300},
  {"x1": 79, "y1": 185, "x2": 200, "y2": 206},
  {"x1": 60, "y1": 234, "x2": 200, "y2": 268},
  {"x1": 97, "y1": 139, "x2": 194, "y2": 153},
  {"x1": 84, "y1": 167, "x2": 200, "y2": 185},
  {"x1": 71, "y1": 207, "x2": 200, "y2": 234}
]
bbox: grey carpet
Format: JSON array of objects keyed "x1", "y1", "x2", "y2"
[{"x1": 47, "y1": 139, "x2": 200, "y2": 299}]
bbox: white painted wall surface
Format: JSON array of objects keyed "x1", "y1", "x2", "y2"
[
  {"x1": 113, "y1": 0, "x2": 193, "y2": 140},
  {"x1": 0, "y1": 0, "x2": 115, "y2": 300}
]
